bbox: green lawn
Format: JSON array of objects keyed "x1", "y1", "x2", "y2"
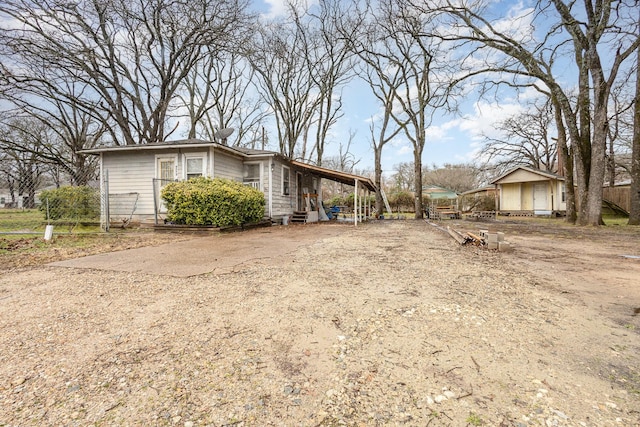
[
  {"x1": 0, "y1": 209, "x2": 102, "y2": 233},
  {"x1": 0, "y1": 209, "x2": 46, "y2": 232}
]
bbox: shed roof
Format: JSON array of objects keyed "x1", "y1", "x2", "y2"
[
  {"x1": 490, "y1": 166, "x2": 565, "y2": 185},
  {"x1": 422, "y1": 185, "x2": 458, "y2": 199},
  {"x1": 460, "y1": 186, "x2": 497, "y2": 196}
]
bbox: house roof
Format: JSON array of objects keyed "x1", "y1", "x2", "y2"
[
  {"x1": 80, "y1": 139, "x2": 377, "y2": 192},
  {"x1": 490, "y1": 166, "x2": 565, "y2": 185},
  {"x1": 79, "y1": 138, "x2": 263, "y2": 159},
  {"x1": 460, "y1": 186, "x2": 497, "y2": 196},
  {"x1": 422, "y1": 185, "x2": 458, "y2": 199}
]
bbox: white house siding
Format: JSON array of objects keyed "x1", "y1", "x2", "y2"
[
  {"x1": 213, "y1": 149, "x2": 243, "y2": 181},
  {"x1": 499, "y1": 169, "x2": 549, "y2": 184},
  {"x1": 102, "y1": 150, "x2": 157, "y2": 217},
  {"x1": 270, "y1": 161, "x2": 297, "y2": 218},
  {"x1": 501, "y1": 183, "x2": 522, "y2": 210},
  {"x1": 521, "y1": 183, "x2": 534, "y2": 210}
]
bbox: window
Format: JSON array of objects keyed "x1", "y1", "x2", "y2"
[
  {"x1": 243, "y1": 163, "x2": 261, "y2": 189},
  {"x1": 282, "y1": 166, "x2": 290, "y2": 195},
  {"x1": 186, "y1": 157, "x2": 204, "y2": 180},
  {"x1": 561, "y1": 183, "x2": 566, "y2": 203},
  {"x1": 157, "y1": 157, "x2": 176, "y2": 183}
]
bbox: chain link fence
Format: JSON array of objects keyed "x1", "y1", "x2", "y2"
[
  {"x1": 0, "y1": 166, "x2": 107, "y2": 235},
  {"x1": 0, "y1": 168, "x2": 147, "y2": 235}
]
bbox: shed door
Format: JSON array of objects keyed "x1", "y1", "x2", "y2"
[{"x1": 533, "y1": 183, "x2": 547, "y2": 210}]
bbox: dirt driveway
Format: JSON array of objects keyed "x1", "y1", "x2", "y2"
[{"x1": 1, "y1": 219, "x2": 639, "y2": 426}]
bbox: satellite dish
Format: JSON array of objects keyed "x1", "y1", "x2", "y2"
[{"x1": 214, "y1": 127, "x2": 234, "y2": 141}]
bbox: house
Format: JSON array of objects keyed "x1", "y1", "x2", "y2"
[
  {"x1": 490, "y1": 166, "x2": 566, "y2": 216},
  {"x1": 80, "y1": 139, "x2": 376, "y2": 226},
  {"x1": 422, "y1": 185, "x2": 459, "y2": 202},
  {"x1": 422, "y1": 185, "x2": 460, "y2": 219}
]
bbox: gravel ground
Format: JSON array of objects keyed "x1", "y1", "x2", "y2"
[{"x1": 1, "y1": 219, "x2": 639, "y2": 426}]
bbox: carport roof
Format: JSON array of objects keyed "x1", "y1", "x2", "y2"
[{"x1": 290, "y1": 160, "x2": 376, "y2": 192}]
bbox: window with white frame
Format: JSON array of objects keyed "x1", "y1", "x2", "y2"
[
  {"x1": 243, "y1": 163, "x2": 261, "y2": 189},
  {"x1": 561, "y1": 183, "x2": 566, "y2": 203},
  {"x1": 184, "y1": 154, "x2": 205, "y2": 180},
  {"x1": 282, "y1": 165, "x2": 290, "y2": 195}
]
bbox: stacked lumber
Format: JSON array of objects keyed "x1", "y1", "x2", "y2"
[{"x1": 427, "y1": 220, "x2": 512, "y2": 252}]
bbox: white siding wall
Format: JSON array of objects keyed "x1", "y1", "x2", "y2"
[
  {"x1": 500, "y1": 183, "x2": 521, "y2": 210},
  {"x1": 213, "y1": 150, "x2": 243, "y2": 181},
  {"x1": 270, "y1": 161, "x2": 297, "y2": 218},
  {"x1": 103, "y1": 151, "x2": 157, "y2": 217}
]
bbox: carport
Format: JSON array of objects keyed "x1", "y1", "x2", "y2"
[{"x1": 290, "y1": 160, "x2": 377, "y2": 227}]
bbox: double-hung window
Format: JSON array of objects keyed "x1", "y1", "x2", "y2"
[
  {"x1": 243, "y1": 163, "x2": 261, "y2": 189},
  {"x1": 184, "y1": 153, "x2": 206, "y2": 180}
]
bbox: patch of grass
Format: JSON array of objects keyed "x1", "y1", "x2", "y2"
[
  {"x1": 603, "y1": 216, "x2": 632, "y2": 226},
  {"x1": 466, "y1": 412, "x2": 483, "y2": 426},
  {"x1": 0, "y1": 208, "x2": 103, "y2": 233},
  {"x1": 0, "y1": 209, "x2": 46, "y2": 232}
]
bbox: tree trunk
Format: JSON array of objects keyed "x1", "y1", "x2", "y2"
[
  {"x1": 552, "y1": 96, "x2": 577, "y2": 223},
  {"x1": 583, "y1": 48, "x2": 609, "y2": 226},
  {"x1": 374, "y1": 145, "x2": 384, "y2": 217},
  {"x1": 414, "y1": 153, "x2": 423, "y2": 219},
  {"x1": 629, "y1": 41, "x2": 640, "y2": 225}
]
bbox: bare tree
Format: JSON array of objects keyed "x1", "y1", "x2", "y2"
[
  {"x1": 245, "y1": 16, "x2": 319, "y2": 159},
  {"x1": 0, "y1": 78, "x2": 104, "y2": 185},
  {"x1": 0, "y1": 119, "x2": 52, "y2": 207},
  {"x1": 245, "y1": 1, "x2": 353, "y2": 163},
  {"x1": 304, "y1": 0, "x2": 355, "y2": 166},
  {"x1": 629, "y1": 42, "x2": 640, "y2": 225},
  {"x1": 425, "y1": 0, "x2": 640, "y2": 225},
  {"x1": 0, "y1": 0, "x2": 250, "y2": 146},
  {"x1": 322, "y1": 130, "x2": 362, "y2": 196},
  {"x1": 480, "y1": 100, "x2": 558, "y2": 172},
  {"x1": 348, "y1": 0, "x2": 452, "y2": 219},
  {"x1": 422, "y1": 163, "x2": 480, "y2": 194},
  {"x1": 333, "y1": 0, "x2": 404, "y2": 215},
  {"x1": 179, "y1": 50, "x2": 268, "y2": 146},
  {"x1": 390, "y1": 162, "x2": 416, "y2": 193}
]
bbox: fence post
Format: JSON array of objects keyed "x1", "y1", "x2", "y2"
[
  {"x1": 153, "y1": 179, "x2": 158, "y2": 225},
  {"x1": 103, "y1": 170, "x2": 110, "y2": 232}
]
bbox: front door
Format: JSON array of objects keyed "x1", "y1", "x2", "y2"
[
  {"x1": 533, "y1": 183, "x2": 547, "y2": 210},
  {"x1": 156, "y1": 157, "x2": 176, "y2": 213}
]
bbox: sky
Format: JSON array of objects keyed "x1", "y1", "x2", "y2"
[{"x1": 252, "y1": 0, "x2": 533, "y2": 176}]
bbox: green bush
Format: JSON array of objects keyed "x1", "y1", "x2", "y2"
[
  {"x1": 39, "y1": 186, "x2": 100, "y2": 220},
  {"x1": 389, "y1": 190, "x2": 414, "y2": 211},
  {"x1": 161, "y1": 177, "x2": 265, "y2": 226}
]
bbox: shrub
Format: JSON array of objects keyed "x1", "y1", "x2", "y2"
[
  {"x1": 39, "y1": 186, "x2": 100, "y2": 220},
  {"x1": 161, "y1": 177, "x2": 265, "y2": 226},
  {"x1": 389, "y1": 190, "x2": 414, "y2": 211}
]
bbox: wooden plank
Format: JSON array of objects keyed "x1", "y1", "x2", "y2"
[{"x1": 447, "y1": 226, "x2": 467, "y2": 245}]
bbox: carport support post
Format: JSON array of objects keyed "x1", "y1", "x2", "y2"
[{"x1": 354, "y1": 178, "x2": 359, "y2": 227}]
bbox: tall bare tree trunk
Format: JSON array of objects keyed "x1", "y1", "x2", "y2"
[
  {"x1": 629, "y1": 40, "x2": 640, "y2": 225},
  {"x1": 552, "y1": 96, "x2": 577, "y2": 223}
]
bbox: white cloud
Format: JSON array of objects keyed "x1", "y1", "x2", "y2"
[{"x1": 260, "y1": 0, "x2": 318, "y2": 19}]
